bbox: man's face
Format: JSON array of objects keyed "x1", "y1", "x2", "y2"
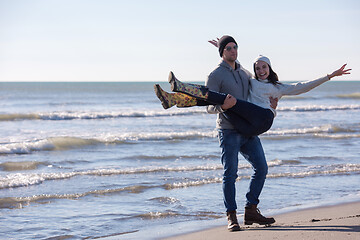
[{"x1": 222, "y1": 42, "x2": 238, "y2": 62}]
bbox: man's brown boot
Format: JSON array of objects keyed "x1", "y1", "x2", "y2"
[
  {"x1": 227, "y1": 211, "x2": 241, "y2": 231},
  {"x1": 244, "y1": 205, "x2": 275, "y2": 225}
]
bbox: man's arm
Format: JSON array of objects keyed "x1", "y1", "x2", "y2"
[{"x1": 205, "y1": 71, "x2": 224, "y2": 114}]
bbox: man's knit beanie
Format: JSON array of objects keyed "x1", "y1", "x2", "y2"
[{"x1": 218, "y1": 35, "x2": 237, "y2": 57}]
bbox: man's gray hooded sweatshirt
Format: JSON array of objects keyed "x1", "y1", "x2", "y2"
[{"x1": 205, "y1": 60, "x2": 252, "y2": 130}]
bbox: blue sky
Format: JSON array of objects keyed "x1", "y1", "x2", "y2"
[{"x1": 0, "y1": 0, "x2": 359, "y2": 82}]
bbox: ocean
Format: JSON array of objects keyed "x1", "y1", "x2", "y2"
[{"x1": 0, "y1": 81, "x2": 359, "y2": 239}]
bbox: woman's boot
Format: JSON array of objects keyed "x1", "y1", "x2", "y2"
[
  {"x1": 154, "y1": 84, "x2": 197, "y2": 109},
  {"x1": 168, "y1": 71, "x2": 209, "y2": 99},
  {"x1": 168, "y1": 71, "x2": 227, "y2": 105}
]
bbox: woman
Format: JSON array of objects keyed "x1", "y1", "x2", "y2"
[{"x1": 154, "y1": 56, "x2": 351, "y2": 136}]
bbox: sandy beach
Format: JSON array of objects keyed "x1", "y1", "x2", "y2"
[{"x1": 164, "y1": 201, "x2": 360, "y2": 240}]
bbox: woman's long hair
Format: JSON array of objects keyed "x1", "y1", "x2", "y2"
[{"x1": 253, "y1": 63, "x2": 280, "y2": 85}]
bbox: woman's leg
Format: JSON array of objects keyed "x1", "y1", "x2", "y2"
[
  {"x1": 154, "y1": 84, "x2": 209, "y2": 109},
  {"x1": 222, "y1": 98, "x2": 274, "y2": 136},
  {"x1": 168, "y1": 72, "x2": 274, "y2": 135},
  {"x1": 223, "y1": 110, "x2": 274, "y2": 136},
  {"x1": 199, "y1": 90, "x2": 274, "y2": 136},
  {"x1": 154, "y1": 84, "x2": 196, "y2": 109}
]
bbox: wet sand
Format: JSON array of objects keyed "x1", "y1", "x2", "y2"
[{"x1": 163, "y1": 201, "x2": 360, "y2": 240}]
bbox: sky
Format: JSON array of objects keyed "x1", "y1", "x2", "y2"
[{"x1": 0, "y1": 0, "x2": 359, "y2": 82}]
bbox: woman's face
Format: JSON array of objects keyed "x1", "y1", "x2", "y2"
[{"x1": 254, "y1": 60, "x2": 270, "y2": 80}]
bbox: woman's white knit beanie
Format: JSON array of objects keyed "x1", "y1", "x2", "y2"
[{"x1": 254, "y1": 55, "x2": 271, "y2": 67}]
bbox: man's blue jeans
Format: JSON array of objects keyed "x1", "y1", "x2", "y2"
[{"x1": 218, "y1": 129, "x2": 268, "y2": 212}]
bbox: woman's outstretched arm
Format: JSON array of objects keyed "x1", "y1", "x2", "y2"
[{"x1": 280, "y1": 64, "x2": 352, "y2": 96}]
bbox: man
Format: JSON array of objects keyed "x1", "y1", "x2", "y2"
[{"x1": 205, "y1": 35, "x2": 276, "y2": 231}]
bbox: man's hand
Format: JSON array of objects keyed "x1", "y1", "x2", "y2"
[
  {"x1": 270, "y1": 97, "x2": 278, "y2": 109},
  {"x1": 208, "y1": 38, "x2": 219, "y2": 48},
  {"x1": 221, "y1": 94, "x2": 236, "y2": 110}
]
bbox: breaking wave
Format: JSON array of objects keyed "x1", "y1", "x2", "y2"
[
  {"x1": 268, "y1": 124, "x2": 357, "y2": 135},
  {"x1": 0, "y1": 109, "x2": 207, "y2": 122},
  {"x1": 1, "y1": 123, "x2": 359, "y2": 155},
  {"x1": 0, "y1": 161, "x2": 46, "y2": 171},
  {"x1": 0, "y1": 131, "x2": 217, "y2": 155},
  {"x1": 0, "y1": 159, "x2": 289, "y2": 189},
  {"x1": 336, "y1": 92, "x2": 360, "y2": 99},
  {"x1": 278, "y1": 104, "x2": 360, "y2": 112},
  {"x1": 164, "y1": 163, "x2": 360, "y2": 189},
  {"x1": 2, "y1": 163, "x2": 359, "y2": 209},
  {"x1": 0, "y1": 185, "x2": 152, "y2": 209},
  {"x1": 0, "y1": 104, "x2": 358, "y2": 122},
  {"x1": 265, "y1": 124, "x2": 360, "y2": 139}
]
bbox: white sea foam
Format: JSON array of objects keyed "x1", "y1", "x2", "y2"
[
  {"x1": 0, "y1": 104, "x2": 358, "y2": 122},
  {"x1": 0, "y1": 159, "x2": 291, "y2": 189},
  {"x1": 149, "y1": 197, "x2": 180, "y2": 204},
  {"x1": 1, "y1": 123, "x2": 358, "y2": 155},
  {"x1": 266, "y1": 124, "x2": 358, "y2": 136},
  {"x1": 165, "y1": 163, "x2": 360, "y2": 189},
  {"x1": 0, "y1": 137, "x2": 100, "y2": 154},
  {"x1": 278, "y1": 104, "x2": 360, "y2": 112},
  {"x1": 1, "y1": 160, "x2": 347, "y2": 190},
  {"x1": 0, "y1": 109, "x2": 207, "y2": 121},
  {"x1": 1, "y1": 163, "x2": 359, "y2": 210},
  {"x1": 0, "y1": 185, "x2": 152, "y2": 209},
  {"x1": 137, "y1": 210, "x2": 221, "y2": 220},
  {"x1": 0, "y1": 139, "x2": 56, "y2": 154}
]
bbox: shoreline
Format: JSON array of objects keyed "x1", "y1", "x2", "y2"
[{"x1": 162, "y1": 201, "x2": 360, "y2": 240}]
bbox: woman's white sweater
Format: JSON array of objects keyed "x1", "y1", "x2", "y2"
[{"x1": 248, "y1": 76, "x2": 330, "y2": 116}]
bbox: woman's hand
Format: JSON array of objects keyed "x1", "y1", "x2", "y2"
[
  {"x1": 208, "y1": 38, "x2": 219, "y2": 48},
  {"x1": 269, "y1": 97, "x2": 278, "y2": 109},
  {"x1": 328, "y1": 64, "x2": 351, "y2": 79}
]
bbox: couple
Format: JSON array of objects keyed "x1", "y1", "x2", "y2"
[{"x1": 154, "y1": 35, "x2": 351, "y2": 231}]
